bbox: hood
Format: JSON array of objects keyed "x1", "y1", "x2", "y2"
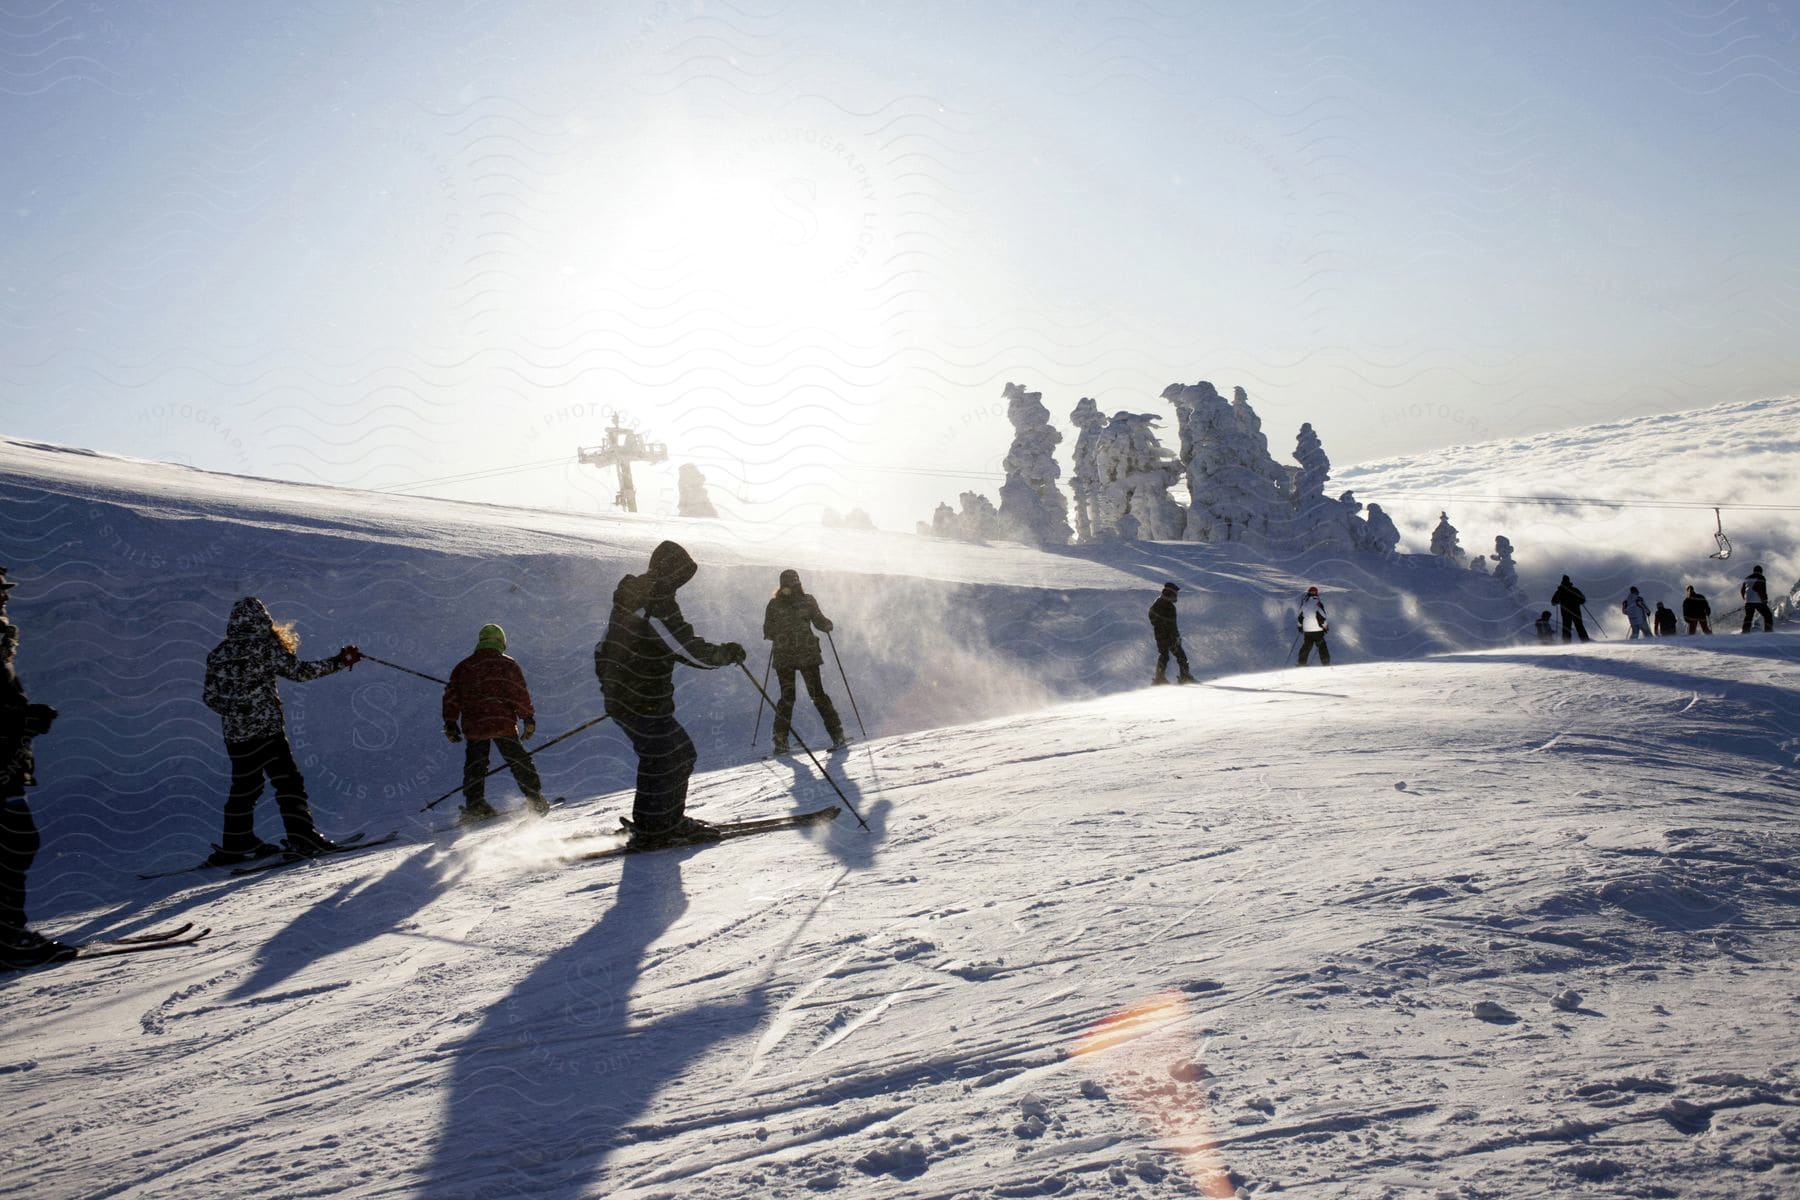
[
  {"x1": 226, "y1": 597, "x2": 272, "y2": 639},
  {"x1": 647, "y1": 540, "x2": 698, "y2": 589},
  {"x1": 476, "y1": 623, "x2": 507, "y2": 652}
]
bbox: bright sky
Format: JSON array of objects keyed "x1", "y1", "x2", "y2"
[{"x1": 3, "y1": 1, "x2": 1796, "y2": 530}]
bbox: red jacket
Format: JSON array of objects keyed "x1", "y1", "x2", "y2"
[{"x1": 443, "y1": 649, "x2": 534, "y2": 740}]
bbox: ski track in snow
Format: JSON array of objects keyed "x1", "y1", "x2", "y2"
[{"x1": 1, "y1": 641, "x2": 1796, "y2": 1198}]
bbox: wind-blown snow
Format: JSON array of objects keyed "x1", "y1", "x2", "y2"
[{"x1": 1, "y1": 438, "x2": 1796, "y2": 1198}]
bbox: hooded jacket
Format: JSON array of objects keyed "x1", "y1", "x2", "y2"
[
  {"x1": 1148, "y1": 591, "x2": 1180, "y2": 648},
  {"x1": 763, "y1": 587, "x2": 832, "y2": 670},
  {"x1": 594, "y1": 541, "x2": 734, "y2": 719},
  {"x1": 202, "y1": 598, "x2": 346, "y2": 742},
  {"x1": 1551, "y1": 578, "x2": 1585, "y2": 612}
]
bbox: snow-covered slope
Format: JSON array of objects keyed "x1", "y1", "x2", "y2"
[
  {"x1": 0, "y1": 437, "x2": 1528, "y2": 917},
  {"x1": 1339, "y1": 394, "x2": 1800, "y2": 616},
  {"x1": 4, "y1": 638, "x2": 1797, "y2": 1198}
]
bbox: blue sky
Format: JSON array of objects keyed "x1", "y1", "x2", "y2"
[{"x1": 2, "y1": 0, "x2": 1795, "y2": 528}]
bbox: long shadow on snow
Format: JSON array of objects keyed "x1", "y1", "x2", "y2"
[
  {"x1": 225, "y1": 843, "x2": 465, "y2": 999},
  {"x1": 418, "y1": 852, "x2": 773, "y2": 1198},
  {"x1": 775, "y1": 747, "x2": 887, "y2": 871}
]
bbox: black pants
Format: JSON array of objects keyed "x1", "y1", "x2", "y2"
[
  {"x1": 1686, "y1": 618, "x2": 1711, "y2": 634},
  {"x1": 462, "y1": 736, "x2": 543, "y2": 808},
  {"x1": 774, "y1": 664, "x2": 843, "y2": 743},
  {"x1": 223, "y1": 734, "x2": 320, "y2": 850},
  {"x1": 1742, "y1": 603, "x2": 1773, "y2": 632},
  {"x1": 1298, "y1": 631, "x2": 1331, "y2": 665},
  {"x1": 613, "y1": 712, "x2": 697, "y2": 834},
  {"x1": 1560, "y1": 607, "x2": 1589, "y2": 643},
  {"x1": 1155, "y1": 638, "x2": 1189, "y2": 677},
  {"x1": 0, "y1": 799, "x2": 38, "y2": 932}
]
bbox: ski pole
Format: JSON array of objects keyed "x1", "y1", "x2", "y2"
[
  {"x1": 749, "y1": 649, "x2": 772, "y2": 749},
  {"x1": 737, "y1": 661, "x2": 870, "y2": 831},
  {"x1": 1284, "y1": 631, "x2": 1301, "y2": 666},
  {"x1": 825, "y1": 630, "x2": 867, "y2": 740},
  {"x1": 363, "y1": 654, "x2": 448, "y2": 686},
  {"x1": 420, "y1": 714, "x2": 610, "y2": 811},
  {"x1": 1582, "y1": 605, "x2": 1609, "y2": 639}
]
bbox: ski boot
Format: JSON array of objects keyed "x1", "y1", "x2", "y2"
[
  {"x1": 1177, "y1": 671, "x2": 1198, "y2": 685},
  {"x1": 0, "y1": 927, "x2": 77, "y2": 969},
  {"x1": 458, "y1": 800, "x2": 500, "y2": 826},
  {"x1": 525, "y1": 795, "x2": 552, "y2": 817},
  {"x1": 203, "y1": 839, "x2": 284, "y2": 867},
  {"x1": 283, "y1": 829, "x2": 344, "y2": 857},
  {"x1": 771, "y1": 738, "x2": 790, "y2": 756},
  {"x1": 1152, "y1": 671, "x2": 1170, "y2": 686}
]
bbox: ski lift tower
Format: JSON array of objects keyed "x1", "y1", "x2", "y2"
[{"x1": 577, "y1": 411, "x2": 668, "y2": 513}]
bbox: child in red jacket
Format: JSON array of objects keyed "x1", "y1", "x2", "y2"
[{"x1": 443, "y1": 624, "x2": 548, "y2": 823}]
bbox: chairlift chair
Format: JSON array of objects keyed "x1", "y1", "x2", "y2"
[{"x1": 1708, "y1": 507, "x2": 1732, "y2": 560}]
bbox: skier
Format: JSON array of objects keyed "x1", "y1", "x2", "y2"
[
  {"x1": 201, "y1": 597, "x2": 362, "y2": 862},
  {"x1": 1296, "y1": 586, "x2": 1331, "y2": 666},
  {"x1": 1550, "y1": 575, "x2": 1589, "y2": 643},
  {"x1": 443, "y1": 623, "x2": 549, "y2": 824},
  {"x1": 1740, "y1": 565, "x2": 1774, "y2": 632},
  {"x1": 762, "y1": 569, "x2": 847, "y2": 754},
  {"x1": 1621, "y1": 587, "x2": 1653, "y2": 639},
  {"x1": 1652, "y1": 602, "x2": 1677, "y2": 637},
  {"x1": 0, "y1": 570, "x2": 70, "y2": 968},
  {"x1": 1534, "y1": 611, "x2": 1555, "y2": 642},
  {"x1": 1148, "y1": 581, "x2": 1195, "y2": 685},
  {"x1": 1682, "y1": 585, "x2": 1713, "y2": 635},
  {"x1": 594, "y1": 541, "x2": 746, "y2": 848}
]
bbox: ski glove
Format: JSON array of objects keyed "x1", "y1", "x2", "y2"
[
  {"x1": 443, "y1": 721, "x2": 463, "y2": 743},
  {"x1": 718, "y1": 641, "x2": 747, "y2": 666},
  {"x1": 23, "y1": 703, "x2": 56, "y2": 737},
  {"x1": 338, "y1": 645, "x2": 363, "y2": 669},
  {"x1": 817, "y1": 617, "x2": 834, "y2": 633},
  {"x1": 521, "y1": 718, "x2": 536, "y2": 740}
]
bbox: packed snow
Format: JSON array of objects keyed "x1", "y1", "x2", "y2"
[{"x1": 1, "y1": 435, "x2": 1797, "y2": 1198}]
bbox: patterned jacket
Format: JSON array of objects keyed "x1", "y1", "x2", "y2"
[{"x1": 203, "y1": 598, "x2": 345, "y2": 743}]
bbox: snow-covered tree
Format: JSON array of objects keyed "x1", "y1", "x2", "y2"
[
  {"x1": 1492, "y1": 535, "x2": 1519, "y2": 591},
  {"x1": 1287, "y1": 423, "x2": 1353, "y2": 550},
  {"x1": 1468, "y1": 555, "x2": 1489, "y2": 575},
  {"x1": 1340, "y1": 490, "x2": 1371, "y2": 549},
  {"x1": 1068, "y1": 397, "x2": 1106, "y2": 544},
  {"x1": 1429, "y1": 511, "x2": 1465, "y2": 564},
  {"x1": 1161, "y1": 381, "x2": 1282, "y2": 544},
  {"x1": 956, "y1": 491, "x2": 1006, "y2": 541},
  {"x1": 929, "y1": 501, "x2": 958, "y2": 538},
  {"x1": 844, "y1": 507, "x2": 875, "y2": 531},
  {"x1": 1090, "y1": 412, "x2": 1184, "y2": 540},
  {"x1": 1363, "y1": 503, "x2": 1401, "y2": 557},
  {"x1": 677, "y1": 463, "x2": 718, "y2": 518},
  {"x1": 995, "y1": 382, "x2": 1073, "y2": 545}
]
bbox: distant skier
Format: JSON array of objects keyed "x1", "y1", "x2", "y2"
[
  {"x1": 1551, "y1": 575, "x2": 1589, "y2": 643},
  {"x1": 762, "y1": 569, "x2": 847, "y2": 754},
  {"x1": 443, "y1": 623, "x2": 549, "y2": 824},
  {"x1": 1682, "y1": 585, "x2": 1713, "y2": 635},
  {"x1": 1621, "y1": 587, "x2": 1652, "y2": 639},
  {"x1": 1740, "y1": 565, "x2": 1774, "y2": 632},
  {"x1": 1148, "y1": 581, "x2": 1195, "y2": 685},
  {"x1": 1296, "y1": 586, "x2": 1331, "y2": 666},
  {"x1": 201, "y1": 597, "x2": 362, "y2": 862},
  {"x1": 594, "y1": 541, "x2": 746, "y2": 848},
  {"x1": 1652, "y1": 602, "x2": 1677, "y2": 637},
  {"x1": 1534, "y1": 611, "x2": 1555, "y2": 642},
  {"x1": 0, "y1": 570, "x2": 69, "y2": 968}
]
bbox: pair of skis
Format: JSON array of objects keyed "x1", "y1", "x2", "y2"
[
  {"x1": 2, "y1": 921, "x2": 211, "y2": 972},
  {"x1": 563, "y1": 806, "x2": 841, "y2": 864},
  {"x1": 138, "y1": 829, "x2": 401, "y2": 881}
]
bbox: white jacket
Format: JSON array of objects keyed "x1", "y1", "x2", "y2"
[{"x1": 1297, "y1": 596, "x2": 1328, "y2": 633}]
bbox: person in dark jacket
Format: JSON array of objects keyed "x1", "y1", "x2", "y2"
[
  {"x1": 0, "y1": 570, "x2": 70, "y2": 968},
  {"x1": 594, "y1": 541, "x2": 745, "y2": 847},
  {"x1": 762, "y1": 569, "x2": 846, "y2": 754},
  {"x1": 1148, "y1": 582, "x2": 1195, "y2": 684},
  {"x1": 1550, "y1": 575, "x2": 1589, "y2": 643},
  {"x1": 443, "y1": 623, "x2": 548, "y2": 824},
  {"x1": 1534, "y1": 611, "x2": 1555, "y2": 642},
  {"x1": 201, "y1": 597, "x2": 362, "y2": 862},
  {"x1": 1652, "y1": 602, "x2": 1677, "y2": 637},
  {"x1": 1741, "y1": 565, "x2": 1774, "y2": 632},
  {"x1": 1681, "y1": 585, "x2": 1712, "y2": 635}
]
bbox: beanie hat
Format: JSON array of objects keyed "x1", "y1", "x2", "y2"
[
  {"x1": 477, "y1": 623, "x2": 506, "y2": 652},
  {"x1": 1306, "y1": 586, "x2": 1320, "y2": 596},
  {"x1": 1161, "y1": 581, "x2": 1179, "y2": 594},
  {"x1": 779, "y1": 568, "x2": 801, "y2": 589}
]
